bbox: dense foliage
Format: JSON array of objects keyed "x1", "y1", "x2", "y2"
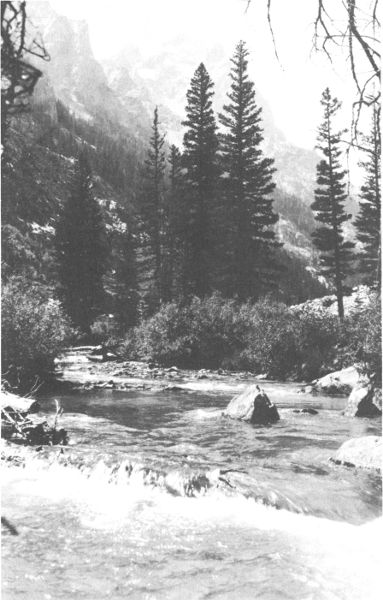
[
  {"x1": 122, "y1": 292, "x2": 380, "y2": 381},
  {"x1": 1, "y1": 277, "x2": 75, "y2": 390}
]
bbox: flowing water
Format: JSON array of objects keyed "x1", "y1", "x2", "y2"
[{"x1": 2, "y1": 379, "x2": 382, "y2": 600}]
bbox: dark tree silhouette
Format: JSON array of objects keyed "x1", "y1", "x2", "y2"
[
  {"x1": 354, "y1": 109, "x2": 381, "y2": 287},
  {"x1": 55, "y1": 153, "x2": 108, "y2": 334},
  {"x1": 182, "y1": 63, "x2": 219, "y2": 297},
  {"x1": 109, "y1": 206, "x2": 139, "y2": 331},
  {"x1": 161, "y1": 144, "x2": 184, "y2": 302},
  {"x1": 140, "y1": 107, "x2": 166, "y2": 308},
  {"x1": 311, "y1": 88, "x2": 355, "y2": 319},
  {"x1": 219, "y1": 41, "x2": 280, "y2": 299}
]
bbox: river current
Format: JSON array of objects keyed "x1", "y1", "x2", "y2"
[{"x1": 2, "y1": 379, "x2": 382, "y2": 599}]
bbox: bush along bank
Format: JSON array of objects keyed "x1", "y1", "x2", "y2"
[
  {"x1": 120, "y1": 291, "x2": 381, "y2": 383},
  {"x1": 1, "y1": 276, "x2": 76, "y2": 393}
]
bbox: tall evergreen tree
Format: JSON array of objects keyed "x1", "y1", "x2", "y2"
[
  {"x1": 182, "y1": 63, "x2": 219, "y2": 297},
  {"x1": 354, "y1": 109, "x2": 381, "y2": 287},
  {"x1": 140, "y1": 107, "x2": 166, "y2": 309},
  {"x1": 55, "y1": 153, "x2": 108, "y2": 333},
  {"x1": 111, "y1": 207, "x2": 139, "y2": 330},
  {"x1": 311, "y1": 88, "x2": 354, "y2": 319},
  {"x1": 162, "y1": 144, "x2": 184, "y2": 302},
  {"x1": 218, "y1": 41, "x2": 279, "y2": 299}
]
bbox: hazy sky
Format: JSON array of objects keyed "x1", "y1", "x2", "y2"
[{"x1": 48, "y1": 0, "x2": 358, "y2": 149}]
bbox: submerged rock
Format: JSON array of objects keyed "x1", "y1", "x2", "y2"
[
  {"x1": 163, "y1": 384, "x2": 184, "y2": 392},
  {"x1": 223, "y1": 385, "x2": 280, "y2": 425},
  {"x1": 292, "y1": 408, "x2": 319, "y2": 415},
  {"x1": 297, "y1": 385, "x2": 315, "y2": 394},
  {"x1": 1, "y1": 516, "x2": 19, "y2": 536},
  {"x1": 255, "y1": 373, "x2": 268, "y2": 381},
  {"x1": 331, "y1": 436, "x2": 382, "y2": 471},
  {"x1": 311, "y1": 366, "x2": 360, "y2": 396},
  {"x1": 344, "y1": 384, "x2": 382, "y2": 418},
  {"x1": 197, "y1": 369, "x2": 210, "y2": 379}
]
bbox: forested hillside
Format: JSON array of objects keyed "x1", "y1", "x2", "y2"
[
  {"x1": 3, "y1": 5, "x2": 328, "y2": 301},
  {"x1": 3, "y1": 0, "x2": 379, "y2": 389}
]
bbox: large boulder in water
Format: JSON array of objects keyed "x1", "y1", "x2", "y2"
[
  {"x1": 311, "y1": 366, "x2": 360, "y2": 396},
  {"x1": 331, "y1": 436, "x2": 382, "y2": 471},
  {"x1": 344, "y1": 383, "x2": 382, "y2": 417},
  {"x1": 223, "y1": 385, "x2": 279, "y2": 425}
]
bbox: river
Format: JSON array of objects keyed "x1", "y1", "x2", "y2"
[{"x1": 2, "y1": 379, "x2": 382, "y2": 599}]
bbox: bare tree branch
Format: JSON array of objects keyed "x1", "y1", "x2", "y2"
[
  {"x1": 245, "y1": 0, "x2": 381, "y2": 145},
  {"x1": 1, "y1": 1, "x2": 49, "y2": 148},
  {"x1": 348, "y1": 0, "x2": 380, "y2": 79},
  {"x1": 266, "y1": 0, "x2": 282, "y2": 65}
]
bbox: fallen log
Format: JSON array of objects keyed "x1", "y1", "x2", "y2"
[
  {"x1": 1, "y1": 391, "x2": 40, "y2": 414},
  {"x1": 1, "y1": 391, "x2": 68, "y2": 446}
]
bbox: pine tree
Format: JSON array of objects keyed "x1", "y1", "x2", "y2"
[
  {"x1": 354, "y1": 109, "x2": 381, "y2": 287},
  {"x1": 311, "y1": 88, "x2": 354, "y2": 319},
  {"x1": 182, "y1": 63, "x2": 219, "y2": 297},
  {"x1": 218, "y1": 41, "x2": 279, "y2": 300},
  {"x1": 161, "y1": 144, "x2": 184, "y2": 302},
  {"x1": 140, "y1": 107, "x2": 166, "y2": 309},
  {"x1": 55, "y1": 153, "x2": 108, "y2": 333},
  {"x1": 111, "y1": 207, "x2": 139, "y2": 330}
]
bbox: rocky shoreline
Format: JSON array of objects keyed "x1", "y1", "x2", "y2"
[{"x1": 53, "y1": 346, "x2": 264, "y2": 393}]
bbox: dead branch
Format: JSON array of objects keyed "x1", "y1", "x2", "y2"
[
  {"x1": 1, "y1": 1, "x2": 49, "y2": 147},
  {"x1": 1, "y1": 392, "x2": 68, "y2": 446},
  {"x1": 266, "y1": 0, "x2": 282, "y2": 65},
  {"x1": 53, "y1": 399, "x2": 64, "y2": 430},
  {"x1": 245, "y1": 0, "x2": 381, "y2": 144}
]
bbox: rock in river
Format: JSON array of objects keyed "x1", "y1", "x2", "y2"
[
  {"x1": 292, "y1": 408, "x2": 319, "y2": 415},
  {"x1": 311, "y1": 366, "x2": 360, "y2": 396},
  {"x1": 344, "y1": 383, "x2": 382, "y2": 418},
  {"x1": 223, "y1": 385, "x2": 280, "y2": 425},
  {"x1": 331, "y1": 436, "x2": 382, "y2": 471}
]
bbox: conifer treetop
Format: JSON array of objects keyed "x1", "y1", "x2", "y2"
[{"x1": 182, "y1": 63, "x2": 218, "y2": 156}]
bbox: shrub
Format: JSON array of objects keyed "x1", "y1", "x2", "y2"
[
  {"x1": 238, "y1": 301, "x2": 340, "y2": 379},
  {"x1": 237, "y1": 300, "x2": 297, "y2": 376},
  {"x1": 2, "y1": 277, "x2": 75, "y2": 390},
  {"x1": 122, "y1": 294, "x2": 333, "y2": 377},
  {"x1": 90, "y1": 314, "x2": 120, "y2": 346},
  {"x1": 122, "y1": 292, "x2": 380, "y2": 382},
  {"x1": 123, "y1": 294, "x2": 250, "y2": 369},
  {"x1": 337, "y1": 297, "x2": 381, "y2": 383}
]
